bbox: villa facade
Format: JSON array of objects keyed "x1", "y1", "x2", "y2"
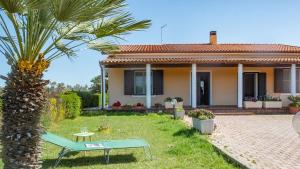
[{"x1": 100, "y1": 31, "x2": 300, "y2": 109}]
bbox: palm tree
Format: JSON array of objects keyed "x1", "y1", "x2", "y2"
[{"x1": 0, "y1": 0, "x2": 150, "y2": 168}]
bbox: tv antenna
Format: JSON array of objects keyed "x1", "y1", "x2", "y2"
[{"x1": 160, "y1": 24, "x2": 167, "y2": 44}]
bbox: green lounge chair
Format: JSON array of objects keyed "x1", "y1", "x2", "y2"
[{"x1": 42, "y1": 132, "x2": 152, "y2": 167}]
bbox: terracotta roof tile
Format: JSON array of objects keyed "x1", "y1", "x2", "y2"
[
  {"x1": 102, "y1": 44, "x2": 300, "y2": 65},
  {"x1": 112, "y1": 44, "x2": 300, "y2": 54}
]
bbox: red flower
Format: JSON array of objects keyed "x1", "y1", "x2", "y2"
[{"x1": 113, "y1": 101, "x2": 121, "y2": 107}]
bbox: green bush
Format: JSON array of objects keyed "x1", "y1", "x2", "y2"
[
  {"x1": 75, "y1": 91, "x2": 100, "y2": 108},
  {"x1": 187, "y1": 109, "x2": 215, "y2": 120},
  {"x1": 288, "y1": 95, "x2": 300, "y2": 107},
  {"x1": 0, "y1": 97, "x2": 3, "y2": 115},
  {"x1": 60, "y1": 92, "x2": 81, "y2": 119},
  {"x1": 48, "y1": 98, "x2": 65, "y2": 122}
]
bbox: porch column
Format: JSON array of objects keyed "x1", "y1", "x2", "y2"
[
  {"x1": 191, "y1": 64, "x2": 197, "y2": 108},
  {"x1": 146, "y1": 64, "x2": 151, "y2": 109},
  {"x1": 291, "y1": 64, "x2": 297, "y2": 96},
  {"x1": 237, "y1": 63, "x2": 243, "y2": 108},
  {"x1": 100, "y1": 64, "x2": 106, "y2": 109}
]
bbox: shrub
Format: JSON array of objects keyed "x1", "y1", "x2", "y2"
[
  {"x1": 112, "y1": 101, "x2": 121, "y2": 107},
  {"x1": 288, "y1": 96, "x2": 300, "y2": 107},
  {"x1": 243, "y1": 97, "x2": 262, "y2": 102},
  {"x1": 263, "y1": 95, "x2": 281, "y2": 101},
  {"x1": 49, "y1": 98, "x2": 65, "y2": 122},
  {"x1": 75, "y1": 91, "x2": 100, "y2": 108},
  {"x1": 122, "y1": 104, "x2": 132, "y2": 109},
  {"x1": 60, "y1": 92, "x2": 81, "y2": 119},
  {"x1": 0, "y1": 97, "x2": 3, "y2": 116},
  {"x1": 187, "y1": 109, "x2": 214, "y2": 120},
  {"x1": 164, "y1": 97, "x2": 172, "y2": 102},
  {"x1": 136, "y1": 102, "x2": 144, "y2": 107},
  {"x1": 154, "y1": 103, "x2": 163, "y2": 108},
  {"x1": 175, "y1": 97, "x2": 183, "y2": 102}
]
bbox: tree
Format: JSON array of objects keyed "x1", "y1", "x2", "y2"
[
  {"x1": 0, "y1": 0, "x2": 150, "y2": 168},
  {"x1": 90, "y1": 73, "x2": 108, "y2": 93}
]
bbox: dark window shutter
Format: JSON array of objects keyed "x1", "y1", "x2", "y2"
[
  {"x1": 124, "y1": 70, "x2": 134, "y2": 95},
  {"x1": 153, "y1": 70, "x2": 164, "y2": 95},
  {"x1": 258, "y1": 73, "x2": 266, "y2": 97},
  {"x1": 274, "y1": 69, "x2": 283, "y2": 93}
]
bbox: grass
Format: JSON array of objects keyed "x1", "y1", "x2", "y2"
[{"x1": 1, "y1": 112, "x2": 240, "y2": 169}]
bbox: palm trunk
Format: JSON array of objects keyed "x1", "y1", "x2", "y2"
[{"x1": 2, "y1": 66, "x2": 48, "y2": 169}]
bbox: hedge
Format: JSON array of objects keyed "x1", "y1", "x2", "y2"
[
  {"x1": 60, "y1": 92, "x2": 81, "y2": 119},
  {"x1": 74, "y1": 91, "x2": 100, "y2": 108},
  {"x1": 0, "y1": 97, "x2": 2, "y2": 115}
]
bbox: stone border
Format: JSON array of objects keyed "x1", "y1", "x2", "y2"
[{"x1": 210, "y1": 140, "x2": 249, "y2": 169}]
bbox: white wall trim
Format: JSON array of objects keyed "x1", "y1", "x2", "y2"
[
  {"x1": 146, "y1": 64, "x2": 151, "y2": 108},
  {"x1": 237, "y1": 64, "x2": 243, "y2": 108}
]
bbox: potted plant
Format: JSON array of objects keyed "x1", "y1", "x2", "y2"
[
  {"x1": 262, "y1": 96, "x2": 282, "y2": 108},
  {"x1": 164, "y1": 97, "x2": 173, "y2": 109},
  {"x1": 112, "y1": 101, "x2": 122, "y2": 110},
  {"x1": 175, "y1": 108, "x2": 185, "y2": 119},
  {"x1": 288, "y1": 96, "x2": 300, "y2": 114},
  {"x1": 187, "y1": 109, "x2": 215, "y2": 134},
  {"x1": 243, "y1": 97, "x2": 262, "y2": 108},
  {"x1": 175, "y1": 97, "x2": 184, "y2": 108},
  {"x1": 134, "y1": 103, "x2": 145, "y2": 110},
  {"x1": 122, "y1": 104, "x2": 132, "y2": 110}
]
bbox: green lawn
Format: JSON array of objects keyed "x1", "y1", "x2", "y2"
[{"x1": 1, "y1": 112, "x2": 240, "y2": 169}]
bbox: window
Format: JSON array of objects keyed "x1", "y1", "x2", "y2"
[
  {"x1": 274, "y1": 68, "x2": 300, "y2": 93},
  {"x1": 134, "y1": 71, "x2": 147, "y2": 95},
  {"x1": 134, "y1": 71, "x2": 153, "y2": 95},
  {"x1": 124, "y1": 70, "x2": 163, "y2": 95}
]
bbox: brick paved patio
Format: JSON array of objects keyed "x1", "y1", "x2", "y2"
[{"x1": 184, "y1": 115, "x2": 300, "y2": 169}]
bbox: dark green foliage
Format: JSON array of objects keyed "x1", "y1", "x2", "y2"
[
  {"x1": 288, "y1": 95, "x2": 300, "y2": 107},
  {"x1": 74, "y1": 91, "x2": 100, "y2": 108},
  {"x1": 60, "y1": 92, "x2": 81, "y2": 119},
  {"x1": 187, "y1": 109, "x2": 215, "y2": 120},
  {"x1": 0, "y1": 96, "x2": 2, "y2": 115}
]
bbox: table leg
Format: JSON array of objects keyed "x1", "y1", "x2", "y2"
[
  {"x1": 76, "y1": 136, "x2": 79, "y2": 142},
  {"x1": 89, "y1": 136, "x2": 92, "y2": 141}
]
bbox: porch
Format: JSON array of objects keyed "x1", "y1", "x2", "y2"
[{"x1": 100, "y1": 63, "x2": 298, "y2": 112}]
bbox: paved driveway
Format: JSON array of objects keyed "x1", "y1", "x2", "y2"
[{"x1": 211, "y1": 115, "x2": 300, "y2": 169}]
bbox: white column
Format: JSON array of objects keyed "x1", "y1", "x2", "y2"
[
  {"x1": 237, "y1": 64, "x2": 243, "y2": 108},
  {"x1": 146, "y1": 64, "x2": 151, "y2": 109},
  {"x1": 101, "y1": 65, "x2": 106, "y2": 109},
  {"x1": 191, "y1": 64, "x2": 197, "y2": 108},
  {"x1": 291, "y1": 64, "x2": 297, "y2": 96}
]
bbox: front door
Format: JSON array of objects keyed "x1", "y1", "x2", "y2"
[
  {"x1": 197, "y1": 72, "x2": 210, "y2": 106},
  {"x1": 243, "y1": 73, "x2": 255, "y2": 97}
]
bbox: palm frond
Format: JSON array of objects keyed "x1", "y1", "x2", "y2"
[
  {"x1": 92, "y1": 13, "x2": 151, "y2": 38},
  {"x1": 88, "y1": 40, "x2": 119, "y2": 54},
  {"x1": 54, "y1": 40, "x2": 76, "y2": 58},
  {"x1": 50, "y1": 0, "x2": 125, "y2": 22},
  {"x1": 0, "y1": 0, "x2": 25, "y2": 13}
]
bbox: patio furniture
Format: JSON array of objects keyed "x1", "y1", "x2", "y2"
[
  {"x1": 73, "y1": 132, "x2": 95, "y2": 142},
  {"x1": 42, "y1": 132, "x2": 152, "y2": 167}
]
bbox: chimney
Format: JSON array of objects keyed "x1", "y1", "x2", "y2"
[{"x1": 209, "y1": 31, "x2": 217, "y2": 45}]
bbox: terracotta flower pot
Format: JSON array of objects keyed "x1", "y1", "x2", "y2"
[
  {"x1": 112, "y1": 106, "x2": 121, "y2": 110},
  {"x1": 289, "y1": 106, "x2": 300, "y2": 114},
  {"x1": 134, "y1": 106, "x2": 145, "y2": 110}
]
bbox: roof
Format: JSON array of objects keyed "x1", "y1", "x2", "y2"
[
  {"x1": 102, "y1": 44, "x2": 300, "y2": 65},
  {"x1": 113, "y1": 44, "x2": 300, "y2": 54}
]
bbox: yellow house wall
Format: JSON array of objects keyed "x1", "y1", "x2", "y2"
[{"x1": 107, "y1": 67, "x2": 291, "y2": 107}]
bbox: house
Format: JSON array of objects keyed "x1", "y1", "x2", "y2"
[{"x1": 99, "y1": 31, "x2": 300, "y2": 110}]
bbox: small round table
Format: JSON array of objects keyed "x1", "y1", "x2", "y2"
[{"x1": 73, "y1": 132, "x2": 95, "y2": 142}]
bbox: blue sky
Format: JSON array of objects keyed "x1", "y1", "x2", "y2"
[{"x1": 1, "y1": 0, "x2": 300, "y2": 87}]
